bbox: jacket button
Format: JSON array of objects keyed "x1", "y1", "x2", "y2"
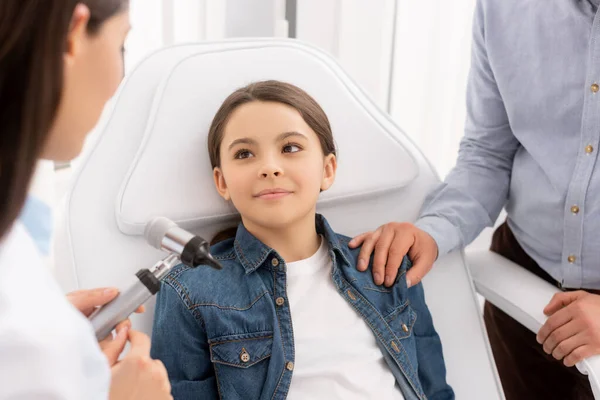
[
  {"x1": 240, "y1": 348, "x2": 250, "y2": 363},
  {"x1": 275, "y1": 297, "x2": 285, "y2": 306},
  {"x1": 402, "y1": 324, "x2": 409, "y2": 332},
  {"x1": 271, "y1": 258, "x2": 279, "y2": 267},
  {"x1": 568, "y1": 255, "x2": 576, "y2": 264},
  {"x1": 286, "y1": 361, "x2": 294, "y2": 371}
]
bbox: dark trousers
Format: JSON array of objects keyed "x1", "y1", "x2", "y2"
[{"x1": 483, "y1": 222, "x2": 594, "y2": 400}]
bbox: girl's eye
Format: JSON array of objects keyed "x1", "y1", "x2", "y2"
[
  {"x1": 234, "y1": 149, "x2": 254, "y2": 159},
  {"x1": 283, "y1": 143, "x2": 302, "y2": 153}
]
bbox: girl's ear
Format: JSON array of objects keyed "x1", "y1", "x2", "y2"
[
  {"x1": 320, "y1": 153, "x2": 337, "y2": 191},
  {"x1": 213, "y1": 167, "x2": 231, "y2": 201}
]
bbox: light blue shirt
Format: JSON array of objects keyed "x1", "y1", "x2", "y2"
[
  {"x1": 416, "y1": 0, "x2": 600, "y2": 289},
  {"x1": 19, "y1": 196, "x2": 53, "y2": 256}
]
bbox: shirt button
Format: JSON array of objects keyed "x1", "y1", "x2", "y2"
[
  {"x1": 585, "y1": 145, "x2": 594, "y2": 154},
  {"x1": 271, "y1": 258, "x2": 279, "y2": 267},
  {"x1": 240, "y1": 349, "x2": 250, "y2": 363},
  {"x1": 592, "y1": 83, "x2": 599, "y2": 93},
  {"x1": 568, "y1": 255, "x2": 576, "y2": 264},
  {"x1": 286, "y1": 361, "x2": 294, "y2": 371},
  {"x1": 275, "y1": 297, "x2": 285, "y2": 306},
  {"x1": 571, "y1": 205, "x2": 580, "y2": 214}
]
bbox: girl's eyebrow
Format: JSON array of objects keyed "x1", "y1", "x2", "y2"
[
  {"x1": 228, "y1": 131, "x2": 308, "y2": 150},
  {"x1": 228, "y1": 137, "x2": 257, "y2": 150},
  {"x1": 277, "y1": 131, "x2": 307, "y2": 141}
]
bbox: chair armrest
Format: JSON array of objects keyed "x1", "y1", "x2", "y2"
[{"x1": 466, "y1": 249, "x2": 600, "y2": 398}]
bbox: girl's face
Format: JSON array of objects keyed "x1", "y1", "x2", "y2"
[
  {"x1": 213, "y1": 101, "x2": 337, "y2": 231},
  {"x1": 44, "y1": 5, "x2": 130, "y2": 162}
]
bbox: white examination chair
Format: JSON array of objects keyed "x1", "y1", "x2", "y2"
[
  {"x1": 54, "y1": 39, "x2": 505, "y2": 398},
  {"x1": 467, "y1": 250, "x2": 600, "y2": 398}
]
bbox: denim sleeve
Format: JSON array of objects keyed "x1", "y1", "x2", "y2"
[
  {"x1": 150, "y1": 278, "x2": 218, "y2": 399},
  {"x1": 408, "y1": 281, "x2": 455, "y2": 400},
  {"x1": 415, "y1": 0, "x2": 520, "y2": 257}
]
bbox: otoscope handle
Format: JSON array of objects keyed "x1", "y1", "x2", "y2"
[{"x1": 90, "y1": 269, "x2": 159, "y2": 340}]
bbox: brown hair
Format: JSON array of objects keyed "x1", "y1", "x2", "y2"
[
  {"x1": 207, "y1": 80, "x2": 336, "y2": 244},
  {"x1": 0, "y1": 0, "x2": 128, "y2": 240}
]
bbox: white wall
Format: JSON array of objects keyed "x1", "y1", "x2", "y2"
[
  {"x1": 296, "y1": 0, "x2": 396, "y2": 110},
  {"x1": 390, "y1": 0, "x2": 476, "y2": 179},
  {"x1": 126, "y1": 0, "x2": 292, "y2": 74},
  {"x1": 126, "y1": 0, "x2": 228, "y2": 73}
]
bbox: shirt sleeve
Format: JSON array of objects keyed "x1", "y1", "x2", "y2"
[{"x1": 416, "y1": 0, "x2": 520, "y2": 256}]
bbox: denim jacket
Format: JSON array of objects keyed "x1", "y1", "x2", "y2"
[{"x1": 151, "y1": 215, "x2": 454, "y2": 400}]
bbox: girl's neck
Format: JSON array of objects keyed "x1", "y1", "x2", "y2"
[{"x1": 242, "y1": 212, "x2": 321, "y2": 262}]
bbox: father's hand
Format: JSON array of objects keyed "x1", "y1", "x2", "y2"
[
  {"x1": 349, "y1": 222, "x2": 438, "y2": 287},
  {"x1": 537, "y1": 291, "x2": 600, "y2": 367}
]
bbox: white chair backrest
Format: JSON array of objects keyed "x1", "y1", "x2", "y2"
[{"x1": 54, "y1": 39, "x2": 502, "y2": 399}]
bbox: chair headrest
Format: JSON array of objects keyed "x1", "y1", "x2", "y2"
[{"x1": 116, "y1": 44, "x2": 418, "y2": 235}]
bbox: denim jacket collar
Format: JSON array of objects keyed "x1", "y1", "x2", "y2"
[{"x1": 233, "y1": 214, "x2": 352, "y2": 274}]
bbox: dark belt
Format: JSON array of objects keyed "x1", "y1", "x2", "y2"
[{"x1": 490, "y1": 221, "x2": 600, "y2": 295}]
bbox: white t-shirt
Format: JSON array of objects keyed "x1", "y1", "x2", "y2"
[
  {"x1": 0, "y1": 223, "x2": 110, "y2": 399},
  {"x1": 285, "y1": 237, "x2": 404, "y2": 399}
]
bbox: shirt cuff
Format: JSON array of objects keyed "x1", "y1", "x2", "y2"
[{"x1": 415, "y1": 216, "x2": 462, "y2": 258}]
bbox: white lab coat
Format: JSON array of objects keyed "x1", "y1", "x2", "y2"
[{"x1": 0, "y1": 222, "x2": 110, "y2": 399}]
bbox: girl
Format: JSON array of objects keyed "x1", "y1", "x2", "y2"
[{"x1": 151, "y1": 80, "x2": 453, "y2": 400}]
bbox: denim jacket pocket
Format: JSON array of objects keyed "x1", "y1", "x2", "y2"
[
  {"x1": 385, "y1": 300, "x2": 417, "y2": 340},
  {"x1": 209, "y1": 333, "x2": 274, "y2": 399},
  {"x1": 210, "y1": 333, "x2": 273, "y2": 369}
]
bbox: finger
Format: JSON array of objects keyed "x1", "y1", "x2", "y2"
[
  {"x1": 543, "y1": 319, "x2": 581, "y2": 355},
  {"x1": 153, "y1": 359, "x2": 169, "y2": 379},
  {"x1": 100, "y1": 321, "x2": 130, "y2": 366},
  {"x1": 383, "y1": 234, "x2": 412, "y2": 287},
  {"x1": 349, "y1": 232, "x2": 370, "y2": 248},
  {"x1": 372, "y1": 228, "x2": 395, "y2": 286},
  {"x1": 128, "y1": 329, "x2": 152, "y2": 358},
  {"x1": 153, "y1": 360, "x2": 172, "y2": 392},
  {"x1": 97, "y1": 319, "x2": 131, "y2": 343},
  {"x1": 537, "y1": 306, "x2": 575, "y2": 344},
  {"x1": 135, "y1": 305, "x2": 146, "y2": 314},
  {"x1": 551, "y1": 330, "x2": 585, "y2": 361},
  {"x1": 543, "y1": 291, "x2": 584, "y2": 316},
  {"x1": 405, "y1": 252, "x2": 434, "y2": 289},
  {"x1": 564, "y1": 344, "x2": 598, "y2": 367},
  {"x1": 357, "y1": 229, "x2": 380, "y2": 273},
  {"x1": 67, "y1": 288, "x2": 119, "y2": 317}
]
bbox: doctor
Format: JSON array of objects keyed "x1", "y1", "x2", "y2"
[{"x1": 0, "y1": 1, "x2": 172, "y2": 399}]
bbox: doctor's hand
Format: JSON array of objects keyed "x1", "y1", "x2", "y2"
[
  {"x1": 349, "y1": 222, "x2": 438, "y2": 287},
  {"x1": 66, "y1": 287, "x2": 145, "y2": 318},
  {"x1": 537, "y1": 291, "x2": 600, "y2": 367},
  {"x1": 110, "y1": 329, "x2": 173, "y2": 400},
  {"x1": 66, "y1": 288, "x2": 145, "y2": 365}
]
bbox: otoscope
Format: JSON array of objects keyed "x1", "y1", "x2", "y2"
[{"x1": 89, "y1": 217, "x2": 221, "y2": 340}]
